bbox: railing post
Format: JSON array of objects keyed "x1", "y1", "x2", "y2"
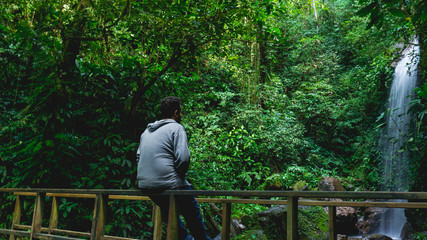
[
  {"x1": 30, "y1": 192, "x2": 45, "y2": 240},
  {"x1": 328, "y1": 206, "x2": 337, "y2": 240},
  {"x1": 152, "y1": 204, "x2": 163, "y2": 240},
  {"x1": 221, "y1": 202, "x2": 231, "y2": 240},
  {"x1": 9, "y1": 195, "x2": 22, "y2": 240},
  {"x1": 48, "y1": 196, "x2": 59, "y2": 239},
  {"x1": 91, "y1": 193, "x2": 108, "y2": 240},
  {"x1": 166, "y1": 195, "x2": 178, "y2": 240},
  {"x1": 287, "y1": 196, "x2": 298, "y2": 240}
]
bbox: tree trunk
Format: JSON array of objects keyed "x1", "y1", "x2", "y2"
[
  {"x1": 60, "y1": 0, "x2": 90, "y2": 81},
  {"x1": 256, "y1": 20, "x2": 267, "y2": 84}
]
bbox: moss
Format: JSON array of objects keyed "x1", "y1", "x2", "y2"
[
  {"x1": 293, "y1": 180, "x2": 308, "y2": 191},
  {"x1": 298, "y1": 206, "x2": 329, "y2": 240}
]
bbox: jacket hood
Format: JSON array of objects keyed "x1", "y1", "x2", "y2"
[{"x1": 147, "y1": 119, "x2": 176, "y2": 132}]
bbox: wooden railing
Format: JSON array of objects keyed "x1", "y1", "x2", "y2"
[{"x1": 1, "y1": 188, "x2": 427, "y2": 240}]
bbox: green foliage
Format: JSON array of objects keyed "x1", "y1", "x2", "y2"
[
  {"x1": 106, "y1": 200, "x2": 153, "y2": 238},
  {"x1": 411, "y1": 232, "x2": 427, "y2": 240},
  {"x1": 357, "y1": 0, "x2": 426, "y2": 30},
  {"x1": 404, "y1": 83, "x2": 427, "y2": 232},
  {"x1": 407, "y1": 83, "x2": 427, "y2": 191},
  {"x1": 264, "y1": 165, "x2": 327, "y2": 190}
]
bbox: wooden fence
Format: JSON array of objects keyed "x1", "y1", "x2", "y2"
[{"x1": 1, "y1": 188, "x2": 427, "y2": 240}]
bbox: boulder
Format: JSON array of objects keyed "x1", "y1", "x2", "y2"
[
  {"x1": 317, "y1": 177, "x2": 358, "y2": 234},
  {"x1": 293, "y1": 180, "x2": 308, "y2": 191},
  {"x1": 255, "y1": 205, "x2": 287, "y2": 240},
  {"x1": 356, "y1": 207, "x2": 387, "y2": 235},
  {"x1": 318, "y1": 177, "x2": 345, "y2": 192},
  {"x1": 336, "y1": 205, "x2": 359, "y2": 235},
  {"x1": 366, "y1": 234, "x2": 393, "y2": 240}
]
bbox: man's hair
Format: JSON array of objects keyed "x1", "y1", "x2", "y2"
[{"x1": 160, "y1": 96, "x2": 181, "y2": 118}]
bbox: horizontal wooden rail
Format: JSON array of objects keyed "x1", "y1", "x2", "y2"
[
  {"x1": 2, "y1": 188, "x2": 427, "y2": 199},
  {"x1": 0, "y1": 229, "x2": 31, "y2": 237},
  {"x1": 1, "y1": 188, "x2": 427, "y2": 240},
  {"x1": 13, "y1": 191, "x2": 427, "y2": 208},
  {"x1": 7, "y1": 223, "x2": 140, "y2": 240},
  {"x1": 12, "y1": 191, "x2": 427, "y2": 208},
  {"x1": 13, "y1": 192, "x2": 152, "y2": 201}
]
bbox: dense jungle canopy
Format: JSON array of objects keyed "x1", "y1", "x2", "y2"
[{"x1": 1, "y1": 0, "x2": 427, "y2": 238}]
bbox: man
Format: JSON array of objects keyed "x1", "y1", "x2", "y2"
[{"x1": 137, "y1": 96, "x2": 212, "y2": 240}]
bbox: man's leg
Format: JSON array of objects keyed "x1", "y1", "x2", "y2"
[
  {"x1": 150, "y1": 195, "x2": 190, "y2": 240},
  {"x1": 176, "y1": 186, "x2": 211, "y2": 240}
]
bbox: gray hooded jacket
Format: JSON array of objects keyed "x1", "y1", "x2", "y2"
[{"x1": 137, "y1": 119, "x2": 191, "y2": 189}]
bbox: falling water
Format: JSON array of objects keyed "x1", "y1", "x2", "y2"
[{"x1": 377, "y1": 39, "x2": 420, "y2": 239}]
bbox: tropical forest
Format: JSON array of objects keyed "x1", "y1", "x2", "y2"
[{"x1": 0, "y1": 0, "x2": 426, "y2": 239}]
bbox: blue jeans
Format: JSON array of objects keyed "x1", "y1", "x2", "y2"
[{"x1": 148, "y1": 186, "x2": 211, "y2": 240}]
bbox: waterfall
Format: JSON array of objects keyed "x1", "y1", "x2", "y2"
[{"x1": 377, "y1": 39, "x2": 420, "y2": 239}]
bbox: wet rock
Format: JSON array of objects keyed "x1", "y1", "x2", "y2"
[
  {"x1": 400, "y1": 221, "x2": 413, "y2": 240},
  {"x1": 356, "y1": 207, "x2": 386, "y2": 235},
  {"x1": 366, "y1": 234, "x2": 393, "y2": 240}
]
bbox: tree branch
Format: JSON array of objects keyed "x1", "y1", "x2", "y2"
[
  {"x1": 105, "y1": 0, "x2": 130, "y2": 29},
  {"x1": 63, "y1": 36, "x2": 103, "y2": 41}
]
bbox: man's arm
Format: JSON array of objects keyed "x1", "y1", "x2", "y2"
[
  {"x1": 136, "y1": 133, "x2": 143, "y2": 164},
  {"x1": 173, "y1": 128, "x2": 191, "y2": 178}
]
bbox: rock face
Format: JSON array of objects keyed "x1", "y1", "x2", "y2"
[
  {"x1": 356, "y1": 207, "x2": 386, "y2": 235},
  {"x1": 255, "y1": 205, "x2": 287, "y2": 240},
  {"x1": 400, "y1": 221, "x2": 413, "y2": 240}
]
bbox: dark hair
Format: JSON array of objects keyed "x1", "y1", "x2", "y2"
[{"x1": 160, "y1": 96, "x2": 181, "y2": 118}]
